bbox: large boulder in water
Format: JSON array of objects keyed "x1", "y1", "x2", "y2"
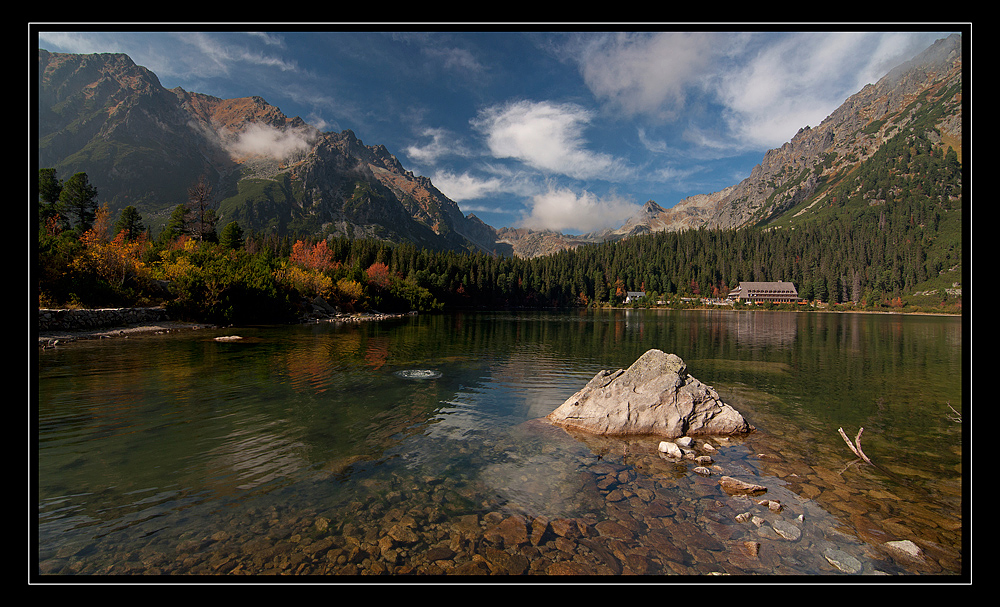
[{"x1": 546, "y1": 349, "x2": 754, "y2": 438}]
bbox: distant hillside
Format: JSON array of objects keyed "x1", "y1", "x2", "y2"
[{"x1": 496, "y1": 33, "x2": 963, "y2": 257}]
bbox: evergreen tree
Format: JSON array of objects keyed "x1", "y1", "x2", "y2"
[
  {"x1": 58, "y1": 172, "x2": 99, "y2": 232},
  {"x1": 219, "y1": 221, "x2": 245, "y2": 250},
  {"x1": 114, "y1": 206, "x2": 146, "y2": 242},
  {"x1": 38, "y1": 168, "x2": 63, "y2": 228},
  {"x1": 159, "y1": 204, "x2": 189, "y2": 244}
]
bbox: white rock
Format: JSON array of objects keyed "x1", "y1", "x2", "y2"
[
  {"x1": 547, "y1": 350, "x2": 755, "y2": 437},
  {"x1": 772, "y1": 520, "x2": 801, "y2": 541},
  {"x1": 824, "y1": 548, "x2": 863, "y2": 574},
  {"x1": 885, "y1": 540, "x2": 924, "y2": 560},
  {"x1": 658, "y1": 441, "x2": 683, "y2": 457}
]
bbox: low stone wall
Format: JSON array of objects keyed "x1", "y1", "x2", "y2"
[{"x1": 38, "y1": 307, "x2": 170, "y2": 332}]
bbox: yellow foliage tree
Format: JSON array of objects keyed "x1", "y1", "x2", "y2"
[
  {"x1": 335, "y1": 278, "x2": 365, "y2": 311},
  {"x1": 281, "y1": 263, "x2": 334, "y2": 299}
]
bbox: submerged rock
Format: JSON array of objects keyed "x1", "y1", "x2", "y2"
[
  {"x1": 719, "y1": 476, "x2": 769, "y2": 495},
  {"x1": 546, "y1": 349, "x2": 754, "y2": 438}
]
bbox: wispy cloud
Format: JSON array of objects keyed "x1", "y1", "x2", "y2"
[
  {"x1": 714, "y1": 32, "x2": 867, "y2": 148},
  {"x1": 423, "y1": 45, "x2": 486, "y2": 74},
  {"x1": 572, "y1": 31, "x2": 949, "y2": 151},
  {"x1": 406, "y1": 127, "x2": 470, "y2": 165},
  {"x1": 174, "y1": 32, "x2": 299, "y2": 77},
  {"x1": 574, "y1": 32, "x2": 722, "y2": 122},
  {"x1": 472, "y1": 99, "x2": 630, "y2": 181}
]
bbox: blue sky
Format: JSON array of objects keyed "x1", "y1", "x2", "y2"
[{"x1": 36, "y1": 27, "x2": 958, "y2": 233}]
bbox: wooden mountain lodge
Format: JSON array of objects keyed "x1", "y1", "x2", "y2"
[{"x1": 727, "y1": 281, "x2": 800, "y2": 304}]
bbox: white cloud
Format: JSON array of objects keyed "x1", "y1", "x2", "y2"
[
  {"x1": 575, "y1": 32, "x2": 723, "y2": 122},
  {"x1": 224, "y1": 123, "x2": 317, "y2": 160},
  {"x1": 520, "y1": 186, "x2": 640, "y2": 233},
  {"x1": 430, "y1": 170, "x2": 505, "y2": 201},
  {"x1": 715, "y1": 33, "x2": 856, "y2": 148},
  {"x1": 473, "y1": 100, "x2": 628, "y2": 181},
  {"x1": 573, "y1": 31, "x2": 949, "y2": 152},
  {"x1": 716, "y1": 32, "x2": 952, "y2": 149},
  {"x1": 406, "y1": 127, "x2": 469, "y2": 165}
]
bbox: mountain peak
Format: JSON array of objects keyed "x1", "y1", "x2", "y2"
[{"x1": 640, "y1": 200, "x2": 665, "y2": 216}]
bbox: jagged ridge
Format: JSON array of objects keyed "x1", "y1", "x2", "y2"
[{"x1": 37, "y1": 49, "x2": 506, "y2": 255}]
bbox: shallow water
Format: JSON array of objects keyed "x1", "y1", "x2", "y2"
[{"x1": 35, "y1": 309, "x2": 965, "y2": 578}]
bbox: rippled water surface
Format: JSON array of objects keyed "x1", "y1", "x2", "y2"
[{"x1": 35, "y1": 309, "x2": 966, "y2": 578}]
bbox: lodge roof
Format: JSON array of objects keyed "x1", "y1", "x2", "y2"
[
  {"x1": 733, "y1": 281, "x2": 798, "y2": 292},
  {"x1": 727, "y1": 281, "x2": 799, "y2": 300}
]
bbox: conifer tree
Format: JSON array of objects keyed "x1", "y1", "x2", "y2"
[
  {"x1": 38, "y1": 168, "x2": 63, "y2": 227},
  {"x1": 58, "y1": 172, "x2": 99, "y2": 232},
  {"x1": 114, "y1": 205, "x2": 146, "y2": 242}
]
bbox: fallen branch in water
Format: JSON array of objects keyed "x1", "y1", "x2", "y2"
[
  {"x1": 946, "y1": 402, "x2": 962, "y2": 423},
  {"x1": 838, "y1": 427, "x2": 874, "y2": 465}
]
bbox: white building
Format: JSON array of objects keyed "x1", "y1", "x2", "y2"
[{"x1": 727, "y1": 281, "x2": 799, "y2": 304}]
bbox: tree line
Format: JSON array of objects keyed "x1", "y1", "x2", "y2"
[{"x1": 35, "y1": 126, "x2": 962, "y2": 323}]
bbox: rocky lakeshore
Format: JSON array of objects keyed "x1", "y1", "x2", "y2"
[
  {"x1": 37, "y1": 307, "x2": 215, "y2": 348},
  {"x1": 36, "y1": 421, "x2": 962, "y2": 577},
  {"x1": 36, "y1": 304, "x2": 414, "y2": 348}
]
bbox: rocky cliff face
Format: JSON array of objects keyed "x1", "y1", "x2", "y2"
[
  {"x1": 37, "y1": 49, "x2": 506, "y2": 253},
  {"x1": 38, "y1": 50, "x2": 224, "y2": 218},
  {"x1": 657, "y1": 33, "x2": 964, "y2": 232}
]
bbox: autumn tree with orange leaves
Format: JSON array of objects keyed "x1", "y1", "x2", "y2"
[
  {"x1": 290, "y1": 239, "x2": 340, "y2": 273},
  {"x1": 71, "y1": 204, "x2": 151, "y2": 303},
  {"x1": 365, "y1": 262, "x2": 393, "y2": 290}
]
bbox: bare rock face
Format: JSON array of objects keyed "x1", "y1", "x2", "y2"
[{"x1": 546, "y1": 350, "x2": 754, "y2": 438}]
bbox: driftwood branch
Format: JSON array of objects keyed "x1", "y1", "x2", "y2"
[
  {"x1": 838, "y1": 426, "x2": 874, "y2": 465},
  {"x1": 946, "y1": 402, "x2": 962, "y2": 423}
]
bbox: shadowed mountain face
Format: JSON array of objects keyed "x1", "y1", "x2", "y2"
[{"x1": 37, "y1": 49, "x2": 509, "y2": 254}]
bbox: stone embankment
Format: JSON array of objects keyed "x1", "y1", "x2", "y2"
[
  {"x1": 37, "y1": 304, "x2": 414, "y2": 348},
  {"x1": 38, "y1": 307, "x2": 171, "y2": 332}
]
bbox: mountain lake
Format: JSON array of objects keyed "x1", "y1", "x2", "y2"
[{"x1": 35, "y1": 309, "x2": 966, "y2": 579}]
